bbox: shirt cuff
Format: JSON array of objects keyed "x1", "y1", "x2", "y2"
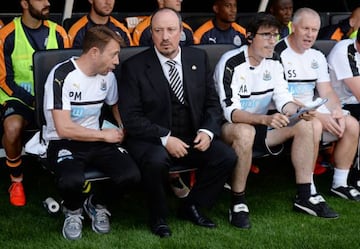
[
  {"x1": 198, "y1": 129, "x2": 214, "y2": 141},
  {"x1": 160, "y1": 131, "x2": 171, "y2": 146}
]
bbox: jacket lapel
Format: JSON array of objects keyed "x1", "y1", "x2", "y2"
[
  {"x1": 145, "y1": 49, "x2": 171, "y2": 104},
  {"x1": 181, "y1": 51, "x2": 198, "y2": 109}
]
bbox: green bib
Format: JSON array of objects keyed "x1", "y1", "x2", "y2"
[{"x1": 0, "y1": 17, "x2": 59, "y2": 106}]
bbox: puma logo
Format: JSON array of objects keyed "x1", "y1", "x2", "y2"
[
  {"x1": 209, "y1": 37, "x2": 217, "y2": 44},
  {"x1": 54, "y1": 78, "x2": 63, "y2": 87},
  {"x1": 226, "y1": 66, "x2": 233, "y2": 74},
  {"x1": 73, "y1": 83, "x2": 80, "y2": 89}
]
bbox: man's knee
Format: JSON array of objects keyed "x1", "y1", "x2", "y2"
[
  {"x1": 141, "y1": 146, "x2": 169, "y2": 173},
  {"x1": 295, "y1": 119, "x2": 322, "y2": 139},
  {"x1": 345, "y1": 115, "x2": 360, "y2": 136},
  {"x1": 222, "y1": 123, "x2": 255, "y2": 143},
  {"x1": 3, "y1": 117, "x2": 24, "y2": 141},
  {"x1": 112, "y1": 161, "x2": 141, "y2": 185},
  {"x1": 57, "y1": 174, "x2": 84, "y2": 192}
]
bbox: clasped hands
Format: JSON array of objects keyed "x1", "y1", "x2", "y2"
[
  {"x1": 165, "y1": 132, "x2": 211, "y2": 158},
  {"x1": 317, "y1": 109, "x2": 345, "y2": 138}
]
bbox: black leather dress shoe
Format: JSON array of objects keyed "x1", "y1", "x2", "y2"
[
  {"x1": 179, "y1": 205, "x2": 216, "y2": 228},
  {"x1": 151, "y1": 219, "x2": 172, "y2": 238}
]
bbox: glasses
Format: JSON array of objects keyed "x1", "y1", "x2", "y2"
[{"x1": 256, "y1": 32, "x2": 279, "y2": 40}]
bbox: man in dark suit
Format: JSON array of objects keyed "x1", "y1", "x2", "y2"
[{"x1": 118, "y1": 7, "x2": 236, "y2": 238}]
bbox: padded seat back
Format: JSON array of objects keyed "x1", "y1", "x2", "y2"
[
  {"x1": 313, "y1": 40, "x2": 337, "y2": 57},
  {"x1": 330, "y1": 13, "x2": 350, "y2": 25},
  {"x1": 182, "y1": 13, "x2": 213, "y2": 31},
  {"x1": 191, "y1": 44, "x2": 237, "y2": 72}
]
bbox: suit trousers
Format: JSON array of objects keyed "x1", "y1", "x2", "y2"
[{"x1": 125, "y1": 138, "x2": 236, "y2": 221}]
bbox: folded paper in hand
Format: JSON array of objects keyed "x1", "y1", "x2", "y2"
[{"x1": 289, "y1": 98, "x2": 328, "y2": 125}]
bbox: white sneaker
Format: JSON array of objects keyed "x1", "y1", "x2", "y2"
[
  {"x1": 62, "y1": 207, "x2": 84, "y2": 240},
  {"x1": 83, "y1": 195, "x2": 111, "y2": 234}
]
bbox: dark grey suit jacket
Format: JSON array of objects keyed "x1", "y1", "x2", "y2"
[{"x1": 118, "y1": 46, "x2": 223, "y2": 144}]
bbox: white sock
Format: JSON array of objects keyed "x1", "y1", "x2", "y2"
[
  {"x1": 310, "y1": 173, "x2": 317, "y2": 195},
  {"x1": 332, "y1": 168, "x2": 349, "y2": 189}
]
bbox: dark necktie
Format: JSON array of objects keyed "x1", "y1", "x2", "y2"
[{"x1": 166, "y1": 60, "x2": 184, "y2": 104}]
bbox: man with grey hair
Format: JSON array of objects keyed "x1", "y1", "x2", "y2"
[{"x1": 275, "y1": 8, "x2": 360, "y2": 207}]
